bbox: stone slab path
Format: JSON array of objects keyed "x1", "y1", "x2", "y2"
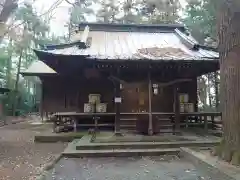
[{"x1": 45, "y1": 156, "x2": 216, "y2": 180}]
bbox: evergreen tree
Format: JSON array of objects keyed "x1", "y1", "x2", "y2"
[
  {"x1": 182, "y1": 0, "x2": 217, "y2": 44},
  {"x1": 139, "y1": 0, "x2": 180, "y2": 24},
  {"x1": 96, "y1": 0, "x2": 120, "y2": 23},
  {"x1": 68, "y1": 0, "x2": 94, "y2": 26},
  {"x1": 118, "y1": 0, "x2": 141, "y2": 23}
]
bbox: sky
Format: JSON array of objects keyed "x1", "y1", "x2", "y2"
[{"x1": 32, "y1": 0, "x2": 187, "y2": 36}]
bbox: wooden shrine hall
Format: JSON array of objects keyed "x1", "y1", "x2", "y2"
[{"x1": 22, "y1": 23, "x2": 221, "y2": 135}]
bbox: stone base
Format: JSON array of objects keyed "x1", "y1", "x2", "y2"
[
  {"x1": 148, "y1": 129, "x2": 153, "y2": 136},
  {"x1": 114, "y1": 132, "x2": 123, "y2": 137}
]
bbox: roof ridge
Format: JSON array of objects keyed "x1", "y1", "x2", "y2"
[
  {"x1": 175, "y1": 29, "x2": 218, "y2": 52},
  {"x1": 39, "y1": 41, "x2": 84, "y2": 50},
  {"x1": 175, "y1": 29, "x2": 199, "y2": 50}
]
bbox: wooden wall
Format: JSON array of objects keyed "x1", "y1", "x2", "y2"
[
  {"x1": 41, "y1": 76, "x2": 197, "y2": 114},
  {"x1": 41, "y1": 76, "x2": 115, "y2": 113}
]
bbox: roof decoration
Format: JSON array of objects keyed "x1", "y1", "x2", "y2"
[
  {"x1": 136, "y1": 47, "x2": 192, "y2": 60},
  {"x1": 40, "y1": 26, "x2": 90, "y2": 51}
]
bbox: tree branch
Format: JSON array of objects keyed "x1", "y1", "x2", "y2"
[
  {"x1": 2, "y1": 0, "x2": 63, "y2": 38},
  {"x1": 65, "y1": 0, "x2": 75, "y2": 6}
]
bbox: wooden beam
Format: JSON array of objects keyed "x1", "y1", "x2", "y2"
[
  {"x1": 159, "y1": 78, "x2": 193, "y2": 87},
  {"x1": 148, "y1": 72, "x2": 153, "y2": 135},
  {"x1": 108, "y1": 75, "x2": 126, "y2": 84}
]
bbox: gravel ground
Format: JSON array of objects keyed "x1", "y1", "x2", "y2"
[
  {"x1": 45, "y1": 156, "x2": 215, "y2": 180},
  {"x1": 0, "y1": 119, "x2": 67, "y2": 180}
]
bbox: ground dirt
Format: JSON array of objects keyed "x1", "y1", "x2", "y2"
[{"x1": 0, "y1": 117, "x2": 67, "y2": 180}]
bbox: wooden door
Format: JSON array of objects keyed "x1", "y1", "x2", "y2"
[{"x1": 121, "y1": 82, "x2": 148, "y2": 113}]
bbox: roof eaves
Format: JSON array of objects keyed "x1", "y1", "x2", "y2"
[
  {"x1": 198, "y1": 44, "x2": 218, "y2": 52},
  {"x1": 79, "y1": 23, "x2": 185, "y2": 33}
]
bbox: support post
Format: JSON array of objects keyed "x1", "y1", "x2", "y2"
[
  {"x1": 148, "y1": 72, "x2": 153, "y2": 136},
  {"x1": 211, "y1": 115, "x2": 215, "y2": 130},
  {"x1": 40, "y1": 84, "x2": 44, "y2": 122},
  {"x1": 204, "y1": 115, "x2": 208, "y2": 132},
  {"x1": 174, "y1": 85, "x2": 180, "y2": 134},
  {"x1": 53, "y1": 116, "x2": 57, "y2": 133},
  {"x1": 114, "y1": 80, "x2": 121, "y2": 135},
  {"x1": 73, "y1": 117, "x2": 77, "y2": 132}
]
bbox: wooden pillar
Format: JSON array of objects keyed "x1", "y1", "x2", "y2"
[
  {"x1": 114, "y1": 81, "x2": 121, "y2": 135},
  {"x1": 204, "y1": 115, "x2": 208, "y2": 132},
  {"x1": 148, "y1": 72, "x2": 153, "y2": 135},
  {"x1": 53, "y1": 115, "x2": 57, "y2": 133},
  {"x1": 40, "y1": 84, "x2": 44, "y2": 122},
  {"x1": 73, "y1": 117, "x2": 77, "y2": 132},
  {"x1": 211, "y1": 115, "x2": 215, "y2": 130},
  {"x1": 174, "y1": 85, "x2": 180, "y2": 133}
]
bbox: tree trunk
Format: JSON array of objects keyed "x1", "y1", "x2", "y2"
[
  {"x1": 214, "y1": 71, "x2": 220, "y2": 111},
  {"x1": 207, "y1": 74, "x2": 212, "y2": 108},
  {"x1": 12, "y1": 49, "x2": 23, "y2": 116},
  {"x1": 6, "y1": 39, "x2": 13, "y2": 88},
  {"x1": 218, "y1": 0, "x2": 240, "y2": 164},
  {"x1": 0, "y1": 0, "x2": 18, "y2": 42}
]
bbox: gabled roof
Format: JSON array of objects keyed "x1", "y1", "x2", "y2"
[
  {"x1": 21, "y1": 61, "x2": 57, "y2": 76},
  {"x1": 34, "y1": 23, "x2": 219, "y2": 61}
]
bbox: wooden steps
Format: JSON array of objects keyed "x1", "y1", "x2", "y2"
[
  {"x1": 120, "y1": 117, "x2": 137, "y2": 131},
  {"x1": 157, "y1": 116, "x2": 174, "y2": 134}
]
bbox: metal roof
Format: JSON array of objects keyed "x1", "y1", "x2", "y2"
[{"x1": 34, "y1": 30, "x2": 219, "y2": 61}]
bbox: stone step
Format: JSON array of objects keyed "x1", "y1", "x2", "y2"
[
  {"x1": 76, "y1": 140, "x2": 220, "y2": 150},
  {"x1": 62, "y1": 148, "x2": 180, "y2": 158}
]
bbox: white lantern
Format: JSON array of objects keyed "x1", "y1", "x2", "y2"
[
  {"x1": 120, "y1": 83, "x2": 123, "y2": 90},
  {"x1": 152, "y1": 84, "x2": 158, "y2": 95}
]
